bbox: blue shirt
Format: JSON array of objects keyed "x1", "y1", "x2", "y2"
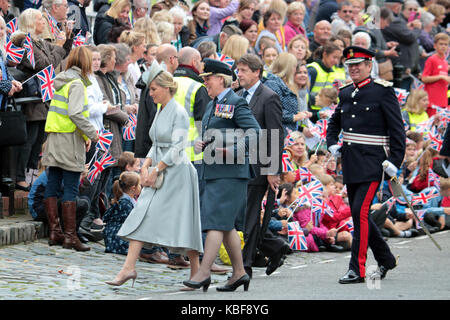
[{"x1": 242, "y1": 81, "x2": 261, "y2": 104}]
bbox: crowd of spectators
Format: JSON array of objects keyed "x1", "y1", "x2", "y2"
[{"x1": 0, "y1": 0, "x2": 449, "y2": 273}]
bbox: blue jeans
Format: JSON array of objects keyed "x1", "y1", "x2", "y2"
[{"x1": 44, "y1": 167, "x2": 81, "y2": 202}]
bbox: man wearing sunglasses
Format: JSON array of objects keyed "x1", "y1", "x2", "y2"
[{"x1": 331, "y1": 1, "x2": 356, "y2": 36}]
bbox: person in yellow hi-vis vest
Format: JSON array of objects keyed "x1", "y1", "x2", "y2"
[
  {"x1": 307, "y1": 42, "x2": 345, "y2": 122},
  {"x1": 41, "y1": 47, "x2": 99, "y2": 252},
  {"x1": 173, "y1": 47, "x2": 210, "y2": 165}
]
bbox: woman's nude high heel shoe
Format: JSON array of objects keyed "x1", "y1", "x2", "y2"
[{"x1": 105, "y1": 270, "x2": 137, "y2": 287}]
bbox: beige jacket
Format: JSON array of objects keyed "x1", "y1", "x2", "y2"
[{"x1": 41, "y1": 67, "x2": 98, "y2": 172}]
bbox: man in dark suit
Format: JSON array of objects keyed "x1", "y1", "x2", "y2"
[
  {"x1": 327, "y1": 46, "x2": 406, "y2": 284},
  {"x1": 236, "y1": 54, "x2": 289, "y2": 278}
]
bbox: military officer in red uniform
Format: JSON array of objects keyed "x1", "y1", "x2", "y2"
[{"x1": 326, "y1": 46, "x2": 406, "y2": 284}]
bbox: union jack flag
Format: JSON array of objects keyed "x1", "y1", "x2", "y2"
[
  {"x1": 403, "y1": 119, "x2": 409, "y2": 131},
  {"x1": 424, "y1": 126, "x2": 443, "y2": 152},
  {"x1": 282, "y1": 149, "x2": 295, "y2": 172},
  {"x1": 411, "y1": 75, "x2": 425, "y2": 91},
  {"x1": 96, "y1": 129, "x2": 113, "y2": 152},
  {"x1": 298, "y1": 167, "x2": 313, "y2": 183},
  {"x1": 429, "y1": 169, "x2": 440, "y2": 191},
  {"x1": 311, "y1": 198, "x2": 334, "y2": 226},
  {"x1": 394, "y1": 88, "x2": 409, "y2": 106},
  {"x1": 45, "y1": 9, "x2": 61, "y2": 36},
  {"x1": 343, "y1": 217, "x2": 354, "y2": 235},
  {"x1": 4, "y1": 38, "x2": 25, "y2": 64},
  {"x1": 297, "y1": 179, "x2": 323, "y2": 206},
  {"x1": 87, "y1": 152, "x2": 115, "y2": 184},
  {"x1": 284, "y1": 133, "x2": 296, "y2": 147},
  {"x1": 337, "y1": 132, "x2": 344, "y2": 147},
  {"x1": 6, "y1": 18, "x2": 18, "y2": 35},
  {"x1": 414, "y1": 209, "x2": 427, "y2": 229},
  {"x1": 287, "y1": 221, "x2": 308, "y2": 251},
  {"x1": 411, "y1": 187, "x2": 440, "y2": 206},
  {"x1": 383, "y1": 197, "x2": 396, "y2": 214},
  {"x1": 310, "y1": 119, "x2": 328, "y2": 140},
  {"x1": 73, "y1": 31, "x2": 86, "y2": 47},
  {"x1": 122, "y1": 113, "x2": 137, "y2": 141},
  {"x1": 23, "y1": 34, "x2": 35, "y2": 69},
  {"x1": 217, "y1": 53, "x2": 234, "y2": 67},
  {"x1": 37, "y1": 65, "x2": 55, "y2": 102},
  {"x1": 414, "y1": 116, "x2": 434, "y2": 134}
]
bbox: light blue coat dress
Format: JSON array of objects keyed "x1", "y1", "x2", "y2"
[{"x1": 117, "y1": 98, "x2": 203, "y2": 254}]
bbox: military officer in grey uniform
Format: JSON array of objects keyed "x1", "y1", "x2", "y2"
[
  {"x1": 327, "y1": 46, "x2": 406, "y2": 284},
  {"x1": 183, "y1": 59, "x2": 261, "y2": 292}
]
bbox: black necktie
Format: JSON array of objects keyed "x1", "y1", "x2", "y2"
[{"x1": 242, "y1": 90, "x2": 249, "y2": 100}]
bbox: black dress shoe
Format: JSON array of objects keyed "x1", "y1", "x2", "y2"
[
  {"x1": 338, "y1": 270, "x2": 365, "y2": 284},
  {"x1": 325, "y1": 244, "x2": 345, "y2": 252},
  {"x1": 216, "y1": 274, "x2": 250, "y2": 292},
  {"x1": 266, "y1": 244, "x2": 290, "y2": 276},
  {"x1": 15, "y1": 183, "x2": 30, "y2": 191},
  {"x1": 183, "y1": 277, "x2": 211, "y2": 292}
]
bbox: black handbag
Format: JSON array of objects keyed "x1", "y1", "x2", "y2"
[{"x1": 0, "y1": 97, "x2": 27, "y2": 147}]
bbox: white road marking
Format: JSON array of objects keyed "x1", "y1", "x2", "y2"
[
  {"x1": 290, "y1": 265, "x2": 308, "y2": 269},
  {"x1": 318, "y1": 259, "x2": 336, "y2": 264}
]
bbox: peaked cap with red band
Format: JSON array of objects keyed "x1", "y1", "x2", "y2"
[{"x1": 343, "y1": 46, "x2": 375, "y2": 65}]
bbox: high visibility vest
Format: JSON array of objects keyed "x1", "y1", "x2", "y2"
[
  {"x1": 173, "y1": 76, "x2": 204, "y2": 162},
  {"x1": 307, "y1": 61, "x2": 343, "y2": 111},
  {"x1": 406, "y1": 111, "x2": 429, "y2": 132},
  {"x1": 45, "y1": 79, "x2": 89, "y2": 140}
]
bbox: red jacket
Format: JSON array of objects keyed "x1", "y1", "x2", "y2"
[{"x1": 321, "y1": 195, "x2": 351, "y2": 230}]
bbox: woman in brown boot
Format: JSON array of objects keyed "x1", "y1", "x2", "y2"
[{"x1": 41, "y1": 46, "x2": 99, "y2": 251}]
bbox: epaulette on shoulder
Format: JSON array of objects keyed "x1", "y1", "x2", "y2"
[
  {"x1": 374, "y1": 79, "x2": 393, "y2": 87},
  {"x1": 339, "y1": 82, "x2": 353, "y2": 90}
]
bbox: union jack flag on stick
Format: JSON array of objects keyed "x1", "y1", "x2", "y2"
[
  {"x1": 73, "y1": 30, "x2": 86, "y2": 47},
  {"x1": 87, "y1": 152, "x2": 115, "y2": 184},
  {"x1": 287, "y1": 221, "x2": 308, "y2": 251},
  {"x1": 6, "y1": 18, "x2": 18, "y2": 35},
  {"x1": 36, "y1": 65, "x2": 55, "y2": 102},
  {"x1": 23, "y1": 34, "x2": 35, "y2": 69},
  {"x1": 4, "y1": 38, "x2": 25, "y2": 64},
  {"x1": 96, "y1": 129, "x2": 113, "y2": 152},
  {"x1": 217, "y1": 53, "x2": 234, "y2": 67},
  {"x1": 122, "y1": 113, "x2": 137, "y2": 141},
  {"x1": 411, "y1": 187, "x2": 440, "y2": 206}
]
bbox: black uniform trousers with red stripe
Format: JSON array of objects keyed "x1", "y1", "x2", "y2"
[{"x1": 346, "y1": 181, "x2": 396, "y2": 278}]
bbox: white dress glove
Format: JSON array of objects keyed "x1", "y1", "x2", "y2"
[
  {"x1": 328, "y1": 144, "x2": 341, "y2": 157},
  {"x1": 382, "y1": 160, "x2": 398, "y2": 177}
]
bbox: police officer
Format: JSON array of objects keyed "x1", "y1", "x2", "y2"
[
  {"x1": 183, "y1": 59, "x2": 261, "y2": 292},
  {"x1": 326, "y1": 46, "x2": 406, "y2": 284}
]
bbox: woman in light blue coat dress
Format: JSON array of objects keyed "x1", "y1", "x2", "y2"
[{"x1": 105, "y1": 70, "x2": 203, "y2": 287}]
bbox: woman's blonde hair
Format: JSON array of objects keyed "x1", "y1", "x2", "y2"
[
  {"x1": 287, "y1": 1, "x2": 305, "y2": 17},
  {"x1": 18, "y1": 8, "x2": 41, "y2": 38},
  {"x1": 404, "y1": 89, "x2": 428, "y2": 114},
  {"x1": 112, "y1": 171, "x2": 140, "y2": 203},
  {"x1": 119, "y1": 30, "x2": 146, "y2": 51},
  {"x1": 133, "y1": 16, "x2": 161, "y2": 45},
  {"x1": 66, "y1": 46, "x2": 93, "y2": 80},
  {"x1": 318, "y1": 87, "x2": 338, "y2": 105},
  {"x1": 285, "y1": 131, "x2": 308, "y2": 166},
  {"x1": 156, "y1": 21, "x2": 175, "y2": 44},
  {"x1": 268, "y1": 0, "x2": 288, "y2": 20},
  {"x1": 106, "y1": 0, "x2": 131, "y2": 19},
  {"x1": 152, "y1": 9, "x2": 173, "y2": 23},
  {"x1": 221, "y1": 35, "x2": 249, "y2": 61},
  {"x1": 270, "y1": 52, "x2": 298, "y2": 94},
  {"x1": 152, "y1": 71, "x2": 178, "y2": 96}
]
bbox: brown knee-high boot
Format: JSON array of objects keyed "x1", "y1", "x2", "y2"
[
  {"x1": 62, "y1": 201, "x2": 90, "y2": 252},
  {"x1": 45, "y1": 197, "x2": 65, "y2": 246}
]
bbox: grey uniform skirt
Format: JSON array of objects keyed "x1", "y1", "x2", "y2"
[{"x1": 201, "y1": 178, "x2": 248, "y2": 232}]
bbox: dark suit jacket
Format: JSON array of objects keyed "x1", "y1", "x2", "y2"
[
  {"x1": 199, "y1": 89, "x2": 261, "y2": 180},
  {"x1": 237, "y1": 82, "x2": 283, "y2": 186},
  {"x1": 135, "y1": 85, "x2": 158, "y2": 158}
]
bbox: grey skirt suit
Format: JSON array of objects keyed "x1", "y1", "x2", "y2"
[{"x1": 117, "y1": 98, "x2": 203, "y2": 255}]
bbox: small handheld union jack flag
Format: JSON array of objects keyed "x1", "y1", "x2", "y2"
[
  {"x1": 45, "y1": 9, "x2": 61, "y2": 36},
  {"x1": 411, "y1": 187, "x2": 440, "y2": 206},
  {"x1": 287, "y1": 221, "x2": 308, "y2": 251},
  {"x1": 73, "y1": 31, "x2": 86, "y2": 47},
  {"x1": 281, "y1": 149, "x2": 295, "y2": 172},
  {"x1": 297, "y1": 179, "x2": 324, "y2": 206},
  {"x1": 122, "y1": 113, "x2": 137, "y2": 141},
  {"x1": 424, "y1": 126, "x2": 443, "y2": 152},
  {"x1": 429, "y1": 169, "x2": 440, "y2": 191},
  {"x1": 394, "y1": 88, "x2": 409, "y2": 106},
  {"x1": 87, "y1": 152, "x2": 115, "y2": 184},
  {"x1": 37, "y1": 65, "x2": 55, "y2": 102},
  {"x1": 6, "y1": 18, "x2": 18, "y2": 35},
  {"x1": 96, "y1": 129, "x2": 113, "y2": 152},
  {"x1": 311, "y1": 119, "x2": 328, "y2": 140},
  {"x1": 4, "y1": 37, "x2": 25, "y2": 64},
  {"x1": 298, "y1": 167, "x2": 313, "y2": 183},
  {"x1": 311, "y1": 198, "x2": 334, "y2": 227},
  {"x1": 343, "y1": 217, "x2": 354, "y2": 235},
  {"x1": 217, "y1": 53, "x2": 234, "y2": 67},
  {"x1": 23, "y1": 34, "x2": 35, "y2": 69}
]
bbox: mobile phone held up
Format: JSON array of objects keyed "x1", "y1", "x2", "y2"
[{"x1": 408, "y1": 11, "x2": 421, "y2": 23}]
